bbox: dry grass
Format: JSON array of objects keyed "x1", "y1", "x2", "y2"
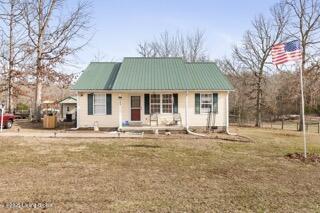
[{"x1": 0, "y1": 127, "x2": 320, "y2": 212}]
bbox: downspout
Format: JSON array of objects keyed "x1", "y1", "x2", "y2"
[
  {"x1": 118, "y1": 94, "x2": 123, "y2": 131},
  {"x1": 185, "y1": 90, "x2": 207, "y2": 137}
]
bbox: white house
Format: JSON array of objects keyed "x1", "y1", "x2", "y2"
[{"x1": 72, "y1": 57, "x2": 234, "y2": 131}]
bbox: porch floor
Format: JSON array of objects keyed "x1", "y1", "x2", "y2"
[{"x1": 119, "y1": 125, "x2": 185, "y2": 132}]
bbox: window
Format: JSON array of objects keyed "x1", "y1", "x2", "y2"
[
  {"x1": 200, "y1": 94, "x2": 212, "y2": 113},
  {"x1": 162, "y1": 94, "x2": 173, "y2": 113},
  {"x1": 94, "y1": 94, "x2": 106, "y2": 115},
  {"x1": 150, "y1": 94, "x2": 160, "y2": 114},
  {"x1": 150, "y1": 94, "x2": 173, "y2": 114},
  {"x1": 67, "y1": 106, "x2": 70, "y2": 112},
  {"x1": 131, "y1": 96, "x2": 140, "y2": 108}
]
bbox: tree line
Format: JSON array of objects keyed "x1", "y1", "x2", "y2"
[
  {"x1": 136, "y1": 0, "x2": 320, "y2": 130},
  {"x1": 1, "y1": 0, "x2": 319, "y2": 129},
  {"x1": 0, "y1": 0, "x2": 90, "y2": 120},
  {"x1": 222, "y1": 0, "x2": 320, "y2": 130}
]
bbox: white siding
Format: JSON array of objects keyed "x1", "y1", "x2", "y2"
[
  {"x1": 77, "y1": 91, "x2": 228, "y2": 128},
  {"x1": 186, "y1": 92, "x2": 227, "y2": 127},
  {"x1": 78, "y1": 92, "x2": 120, "y2": 128}
]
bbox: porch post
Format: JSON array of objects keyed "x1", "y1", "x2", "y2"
[
  {"x1": 118, "y1": 94, "x2": 123, "y2": 130},
  {"x1": 226, "y1": 91, "x2": 229, "y2": 132},
  {"x1": 185, "y1": 91, "x2": 189, "y2": 129}
]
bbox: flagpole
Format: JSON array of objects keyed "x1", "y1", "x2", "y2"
[{"x1": 298, "y1": 59, "x2": 307, "y2": 158}]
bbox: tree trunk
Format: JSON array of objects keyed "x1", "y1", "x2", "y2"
[
  {"x1": 33, "y1": 76, "x2": 42, "y2": 121},
  {"x1": 7, "y1": 2, "x2": 14, "y2": 113},
  {"x1": 255, "y1": 71, "x2": 263, "y2": 127},
  {"x1": 33, "y1": 0, "x2": 44, "y2": 122},
  {"x1": 7, "y1": 84, "x2": 13, "y2": 113},
  {"x1": 33, "y1": 38, "x2": 43, "y2": 121}
]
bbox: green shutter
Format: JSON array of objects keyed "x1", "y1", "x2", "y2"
[
  {"x1": 195, "y1": 93, "x2": 200, "y2": 114},
  {"x1": 88, "y1": 93, "x2": 93, "y2": 115},
  {"x1": 213, "y1": 93, "x2": 218, "y2": 113},
  {"x1": 144, "y1": 94, "x2": 150, "y2": 115},
  {"x1": 106, "y1": 94, "x2": 112, "y2": 115},
  {"x1": 173, "y1": 94, "x2": 178, "y2": 113}
]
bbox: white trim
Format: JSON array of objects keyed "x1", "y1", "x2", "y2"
[{"x1": 76, "y1": 92, "x2": 80, "y2": 128}]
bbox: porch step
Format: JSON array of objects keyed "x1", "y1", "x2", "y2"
[{"x1": 127, "y1": 121, "x2": 143, "y2": 127}]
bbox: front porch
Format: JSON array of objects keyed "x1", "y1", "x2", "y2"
[
  {"x1": 119, "y1": 111, "x2": 185, "y2": 132},
  {"x1": 118, "y1": 93, "x2": 186, "y2": 129}
]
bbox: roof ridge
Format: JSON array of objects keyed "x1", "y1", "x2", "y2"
[
  {"x1": 90, "y1": 62, "x2": 121, "y2": 64},
  {"x1": 185, "y1": 62, "x2": 216, "y2": 64},
  {"x1": 123, "y1": 57, "x2": 184, "y2": 59}
]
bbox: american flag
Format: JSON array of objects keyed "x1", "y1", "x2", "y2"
[{"x1": 272, "y1": 40, "x2": 302, "y2": 65}]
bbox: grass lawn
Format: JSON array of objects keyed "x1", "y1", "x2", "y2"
[{"x1": 0, "y1": 127, "x2": 320, "y2": 212}]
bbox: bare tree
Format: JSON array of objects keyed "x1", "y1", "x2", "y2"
[
  {"x1": 136, "y1": 41, "x2": 157, "y2": 57},
  {"x1": 285, "y1": 0, "x2": 320, "y2": 130},
  {"x1": 0, "y1": 0, "x2": 28, "y2": 112},
  {"x1": 217, "y1": 58, "x2": 255, "y2": 125},
  {"x1": 233, "y1": 4, "x2": 288, "y2": 127},
  {"x1": 23, "y1": 0, "x2": 90, "y2": 121},
  {"x1": 137, "y1": 30, "x2": 208, "y2": 62},
  {"x1": 186, "y1": 30, "x2": 207, "y2": 62},
  {"x1": 92, "y1": 50, "x2": 107, "y2": 62}
]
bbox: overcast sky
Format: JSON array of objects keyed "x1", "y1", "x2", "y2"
[{"x1": 67, "y1": 0, "x2": 279, "y2": 72}]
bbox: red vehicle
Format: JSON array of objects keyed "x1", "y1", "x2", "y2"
[{"x1": 0, "y1": 109, "x2": 15, "y2": 129}]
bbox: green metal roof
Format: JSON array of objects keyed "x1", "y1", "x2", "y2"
[
  {"x1": 72, "y1": 62, "x2": 121, "y2": 90},
  {"x1": 72, "y1": 58, "x2": 233, "y2": 91},
  {"x1": 112, "y1": 57, "x2": 190, "y2": 90},
  {"x1": 186, "y1": 62, "x2": 234, "y2": 90}
]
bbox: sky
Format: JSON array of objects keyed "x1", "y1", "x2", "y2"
[{"x1": 68, "y1": 0, "x2": 279, "y2": 72}]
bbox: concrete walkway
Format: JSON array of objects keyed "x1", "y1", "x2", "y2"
[{"x1": 0, "y1": 131, "x2": 144, "y2": 138}]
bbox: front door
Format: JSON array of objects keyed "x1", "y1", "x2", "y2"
[{"x1": 131, "y1": 96, "x2": 141, "y2": 121}]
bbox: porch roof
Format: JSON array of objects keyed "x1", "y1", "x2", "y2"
[{"x1": 59, "y1": 96, "x2": 77, "y2": 104}]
